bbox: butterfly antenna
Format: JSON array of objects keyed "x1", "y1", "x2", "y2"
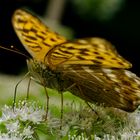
[{"x1": 0, "y1": 45, "x2": 30, "y2": 59}]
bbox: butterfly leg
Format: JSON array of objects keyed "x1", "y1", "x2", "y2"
[
  {"x1": 59, "y1": 83, "x2": 77, "y2": 129},
  {"x1": 77, "y1": 85, "x2": 99, "y2": 117},
  {"x1": 13, "y1": 72, "x2": 30, "y2": 111},
  {"x1": 21, "y1": 77, "x2": 32, "y2": 108},
  {"x1": 26, "y1": 77, "x2": 32, "y2": 100},
  {"x1": 28, "y1": 77, "x2": 49, "y2": 120},
  {"x1": 43, "y1": 86, "x2": 49, "y2": 120},
  {"x1": 86, "y1": 102, "x2": 99, "y2": 116},
  {"x1": 65, "y1": 83, "x2": 99, "y2": 116}
]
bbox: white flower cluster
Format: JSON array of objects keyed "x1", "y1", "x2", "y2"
[
  {"x1": 94, "y1": 133, "x2": 140, "y2": 140},
  {"x1": 68, "y1": 133, "x2": 88, "y2": 140},
  {"x1": 93, "y1": 108, "x2": 140, "y2": 140},
  {"x1": 0, "y1": 100, "x2": 45, "y2": 140}
]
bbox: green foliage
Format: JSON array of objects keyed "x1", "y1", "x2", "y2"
[{"x1": 72, "y1": 0, "x2": 125, "y2": 21}]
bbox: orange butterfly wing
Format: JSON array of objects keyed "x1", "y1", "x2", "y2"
[{"x1": 12, "y1": 9, "x2": 67, "y2": 63}]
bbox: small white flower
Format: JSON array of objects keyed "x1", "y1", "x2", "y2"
[
  {"x1": 1, "y1": 105, "x2": 17, "y2": 121},
  {"x1": 28, "y1": 108, "x2": 45, "y2": 123},
  {"x1": 22, "y1": 126, "x2": 34, "y2": 139},
  {"x1": 15, "y1": 101, "x2": 45, "y2": 123},
  {"x1": 0, "y1": 100, "x2": 45, "y2": 124},
  {"x1": 0, "y1": 133, "x2": 22, "y2": 140},
  {"x1": 0, "y1": 100, "x2": 46, "y2": 139},
  {"x1": 134, "y1": 114, "x2": 140, "y2": 130},
  {"x1": 68, "y1": 133, "x2": 88, "y2": 140},
  {"x1": 120, "y1": 132, "x2": 135, "y2": 139},
  {"x1": 5, "y1": 120, "x2": 19, "y2": 133}
]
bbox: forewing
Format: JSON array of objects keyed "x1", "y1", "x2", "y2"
[
  {"x1": 12, "y1": 9, "x2": 66, "y2": 62},
  {"x1": 47, "y1": 38, "x2": 131, "y2": 69},
  {"x1": 62, "y1": 66, "x2": 140, "y2": 111}
]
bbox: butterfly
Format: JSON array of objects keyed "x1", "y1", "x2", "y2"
[{"x1": 12, "y1": 9, "x2": 140, "y2": 112}]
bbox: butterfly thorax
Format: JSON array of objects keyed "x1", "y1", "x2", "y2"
[{"x1": 27, "y1": 59, "x2": 64, "y2": 90}]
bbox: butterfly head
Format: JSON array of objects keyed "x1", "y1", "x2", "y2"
[{"x1": 27, "y1": 59, "x2": 61, "y2": 89}]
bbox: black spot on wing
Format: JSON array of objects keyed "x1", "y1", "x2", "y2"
[
  {"x1": 111, "y1": 57, "x2": 117, "y2": 60},
  {"x1": 93, "y1": 51, "x2": 99, "y2": 55},
  {"x1": 76, "y1": 56, "x2": 85, "y2": 60},
  {"x1": 17, "y1": 18, "x2": 27, "y2": 23},
  {"x1": 80, "y1": 49, "x2": 89, "y2": 55},
  {"x1": 118, "y1": 61, "x2": 124, "y2": 66},
  {"x1": 81, "y1": 48, "x2": 89, "y2": 52},
  {"x1": 24, "y1": 38, "x2": 35, "y2": 43},
  {"x1": 50, "y1": 38, "x2": 57, "y2": 42},
  {"x1": 68, "y1": 46, "x2": 75, "y2": 50},
  {"x1": 36, "y1": 33, "x2": 46, "y2": 40},
  {"x1": 42, "y1": 41, "x2": 52, "y2": 47},
  {"x1": 30, "y1": 28, "x2": 37, "y2": 33},
  {"x1": 59, "y1": 48, "x2": 73, "y2": 54},
  {"x1": 40, "y1": 31, "x2": 46, "y2": 35},
  {"x1": 16, "y1": 28, "x2": 29, "y2": 33},
  {"x1": 27, "y1": 35, "x2": 37, "y2": 41},
  {"x1": 96, "y1": 56, "x2": 105, "y2": 60},
  {"x1": 92, "y1": 60, "x2": 102, "y2": 64}
]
